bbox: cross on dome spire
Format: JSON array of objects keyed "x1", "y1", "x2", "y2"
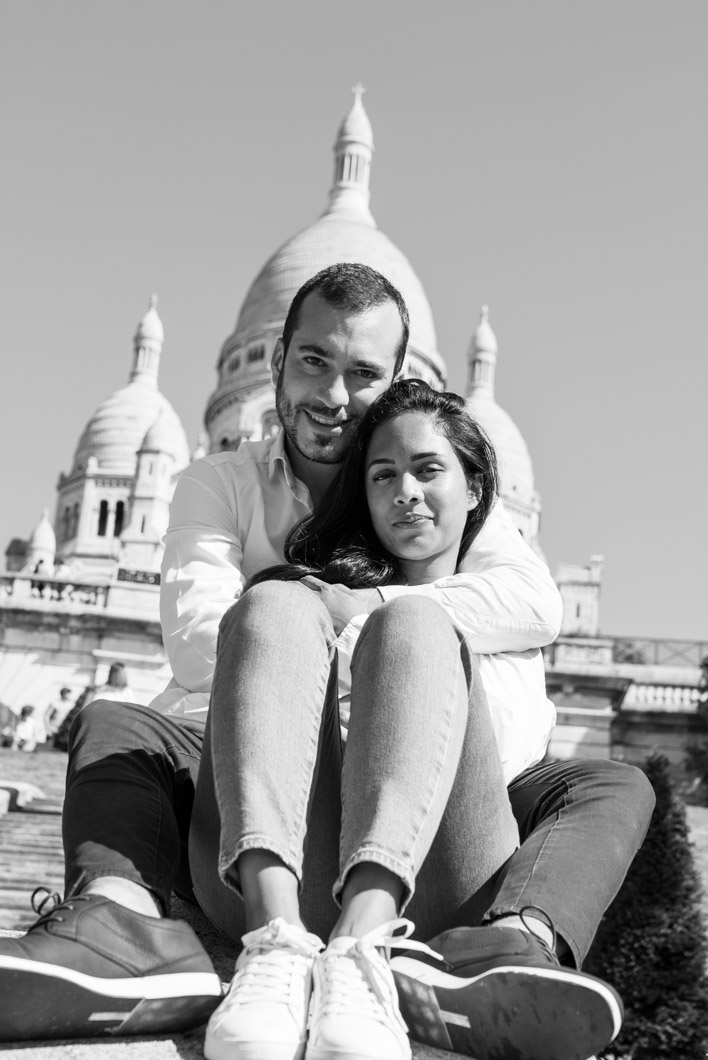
[{"x1": 352, "y1": 82, "x2": 366, "y2": 102}]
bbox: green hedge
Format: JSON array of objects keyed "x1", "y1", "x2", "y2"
[{"x1": 585, "y1": 753, "x2": 708, "y2": 1059}]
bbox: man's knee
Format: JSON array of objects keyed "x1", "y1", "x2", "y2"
[{"x1": 68, "y1": 699, "x2": 164, "y2": 759}]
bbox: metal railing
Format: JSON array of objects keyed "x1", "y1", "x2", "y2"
[{"x1": 608, "y1": 637, "x2": 707, "y2": 668}]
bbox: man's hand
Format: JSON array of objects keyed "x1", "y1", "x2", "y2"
[{"x1": 300, "y1": 577, "x2": 381, "y2": 634}]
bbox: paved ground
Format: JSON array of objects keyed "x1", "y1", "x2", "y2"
[
  {"x1": 2, "y1": 746, "x2": 707, "y2": 1059},
  {"x1": 0, "y1": 747, "x2": 456, "y2": 1059}
]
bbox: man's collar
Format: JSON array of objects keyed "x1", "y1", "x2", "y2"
[{"x1": 267, "y1": 429, "x2": 312, "y2": 508}]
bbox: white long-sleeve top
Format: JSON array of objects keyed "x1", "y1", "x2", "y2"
[{"x1": 150, "y1": 432, "x2": 563, "y2": 755}]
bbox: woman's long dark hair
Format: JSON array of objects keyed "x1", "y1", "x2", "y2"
[{"x1": 249, "y1": 380, "x2": 499, "y2": 590}]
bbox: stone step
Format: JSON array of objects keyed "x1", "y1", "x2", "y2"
[{"x1": 0, "y1": 781, "x2": 45, "y2": 811}]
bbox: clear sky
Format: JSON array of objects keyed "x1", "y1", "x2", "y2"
[{"x1": 1, "y1": 0, "x2": 706, "y2": 640}]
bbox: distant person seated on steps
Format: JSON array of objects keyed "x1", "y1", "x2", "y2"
[
  {"x1": 0, "y1": 264, "x2": 655, "y2": 1060},
  {"x1": 11, "y1": 705, "x2": 43, "y2": 753},
  {"x1": 84, "y1": 662, "x2": 136, "y2": 705}
]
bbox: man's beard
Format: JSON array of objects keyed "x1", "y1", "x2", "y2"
[{"x1": 275, "y1": 378, "x2": 349, "y2": 465}]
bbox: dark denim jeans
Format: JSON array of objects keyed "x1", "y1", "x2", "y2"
[{"x1": 64, "y1": 692, "x2": 654, "y2": 968}]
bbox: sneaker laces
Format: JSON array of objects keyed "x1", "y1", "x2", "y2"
[
  {"x1": 317, "y1": 918, "x2": 441, "y2": 1026},
  {"x1": 225, "y1": 918, "x2": 324, "y2": 1008}
]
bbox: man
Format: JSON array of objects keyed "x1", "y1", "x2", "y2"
[
  {"x1": 0, "y1": 265, "x2": 654, "y2": 1058},
  {"x1": 44, "y1": 686, "x2": 73, "y2": 743}
]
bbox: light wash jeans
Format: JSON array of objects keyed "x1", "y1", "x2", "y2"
[{"x1": 189, "y1": 581, "x2": 520, "y2": 943}]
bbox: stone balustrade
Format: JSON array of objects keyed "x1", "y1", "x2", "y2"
[
  {"x1": 622, "y1": 682, "x2": 700, "y2": 711},
  {"x1": 1, "y1": 573, "x2": 113, "y2": 611}
]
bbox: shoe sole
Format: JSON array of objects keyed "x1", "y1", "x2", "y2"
[
  {"x1": 0, "y1": 956, "x2": 223, "y2": 1040},
  {"x1": 390, "y1": 958, "x2": 622, "y2": 1060},
  {"x1": 306, "y1": 1049, "x2": 409, "y2": 1060},
  {"x1": 205, "y1": 1036, "x2": 306, "y2": 1060}
]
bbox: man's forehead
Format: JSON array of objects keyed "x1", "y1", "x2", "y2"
[{"x1": 293, "y1": 292, "x2": 402, "y2": 357}]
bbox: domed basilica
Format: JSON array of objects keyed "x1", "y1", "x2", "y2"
[
  {"x1": 8, "y1": 87, "x2": 542, "y2": 588},
  {"x1": 1, "y1": 89, "x2": 695, "y2": 770},
  {"x1": 0, "y1": 88, "x2": 547, "y2": 709}
]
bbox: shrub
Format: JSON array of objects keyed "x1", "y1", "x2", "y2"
[{"x1": 585, "y1": 753, "x2": 708, "y2": 1058}]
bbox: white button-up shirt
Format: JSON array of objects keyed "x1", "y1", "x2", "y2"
[{"x1": 151, "y1": 431, "x2": 561, "y2": 779}]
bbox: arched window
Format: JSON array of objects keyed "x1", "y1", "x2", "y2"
[
  {"x1": 114, "y1": 501, "x2": 125, "y2": 537},
  {"x1": 71, "y1": 504, "x2": 79, "y2": 537},
  {"x1": 97, "y1": 500, "x2": 109, "y2": 537},
  {"x1": 61, "y1": 508, "x2": 70, "y2": 542}
]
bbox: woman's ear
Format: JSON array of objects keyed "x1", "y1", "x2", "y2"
[{"x1": 467, "y1": 473, "x2": 483, "y2": 511}]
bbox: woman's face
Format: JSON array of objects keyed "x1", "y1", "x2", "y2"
[{"x1": 365, "y1": 411, "x2": 478, "y2": 584}]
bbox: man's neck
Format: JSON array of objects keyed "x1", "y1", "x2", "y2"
[{"x1": 285, "y1": 442, "x2": 341, "y2": 507}]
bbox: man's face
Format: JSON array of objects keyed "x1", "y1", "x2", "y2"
[{"x1": 272, "y1": 291, "x2": 402, "y2": 469}]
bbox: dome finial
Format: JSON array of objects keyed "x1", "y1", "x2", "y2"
[
  {"x1": 324, "y1": 88, "x2": 375, "y2": 225},
  {"x1": 131, "y1": 294, "x2": 164, "y2": 385},
  {"x1": 466, "y1": 304, "x2": 498, "y2": 398}
]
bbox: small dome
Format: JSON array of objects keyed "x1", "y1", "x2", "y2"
[
  {"x1": 73, "y1": 383, "x2": 189, "y2": 473},
  {"x1": 467, "y1": 392, "x2": 536, "y2": 501},
  {"x1": 72, "y1": 297, "x2": 189, "y2": 474},
  {"x1": 30, "y1": 510, "x2": 56, "y2": 553},
  {"x1": 135, "y1": 294, "x2": 164, "y2": 346},
  {"x1": 472, "y1": 305, "x2": 497, "y2": 355},
  {"x1": 140, "y1": 411, "x2": 180, "y2": 456}
]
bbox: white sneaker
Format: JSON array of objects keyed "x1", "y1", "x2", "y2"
[
  {"x1": 204, "y1": 917, "x2": 324, "y2": 1060},
  {"x1": 306, "y1": 918, "x2": 419, "y2": 1060}
]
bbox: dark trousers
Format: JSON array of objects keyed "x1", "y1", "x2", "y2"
[{"x1": 64, "y1": 699, "x2": 655, "y2": 968}]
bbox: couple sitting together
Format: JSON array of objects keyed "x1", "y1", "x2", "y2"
[{"x1": 0, "y1": 264, "x2": 654, "y2": 1060}]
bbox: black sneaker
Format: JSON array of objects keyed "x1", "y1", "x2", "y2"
[
  {"x1": 390, "y1": 919, "x2": 622, "y2": 1060},
  {"x1": 0, "y1": 889, "x2": 223, "y2": 1041}
]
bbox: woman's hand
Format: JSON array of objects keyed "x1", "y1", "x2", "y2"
[{"x1": 300, "y1": 577, "x2": 381, "y2": 634}]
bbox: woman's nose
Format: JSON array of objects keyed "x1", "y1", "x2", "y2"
[{"x1": 394, "y1": 474, "x2": 422, "y2": 504}]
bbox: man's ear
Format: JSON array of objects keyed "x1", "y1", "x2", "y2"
[
  {"x1": 467, "y1": 473, "x2": 483, "y2": 511},
  {"x1": 271, "y1": 338, "x2": 284, "y2": 387}
]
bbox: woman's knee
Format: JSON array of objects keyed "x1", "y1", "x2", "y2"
[
  {"x1": 365, "y1": 594, "x2": 453, "y2": 639},
  {"x1": 218, "y1": 580, "x2": 327, "y2": 644}
]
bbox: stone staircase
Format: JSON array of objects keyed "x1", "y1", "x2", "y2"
[{"x1": 0, "y1": 747, "x2": 455, "y2": 1059}]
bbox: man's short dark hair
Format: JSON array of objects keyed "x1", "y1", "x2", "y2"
[{"x1": 281, "y1": 263, "x2": 410, "y2": 376}]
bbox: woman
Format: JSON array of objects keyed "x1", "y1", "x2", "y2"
[
  {"x1": 198, "y1": 381, "x2": 553, "y2": 1060},
  {"x1": 85, "y1": 662, "x2": 136, "y2": 705}
]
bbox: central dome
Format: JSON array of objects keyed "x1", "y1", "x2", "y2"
[
  {"x1": 205, "y1": 89, "x2": 446, "y2": 448},
  {"x1": 231, "y1": 212, "x2": 440, "y2": 367}
]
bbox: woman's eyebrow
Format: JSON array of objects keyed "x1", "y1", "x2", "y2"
[{"x1": 367, "y1": 450, "x2": 441, "y2": 470}]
